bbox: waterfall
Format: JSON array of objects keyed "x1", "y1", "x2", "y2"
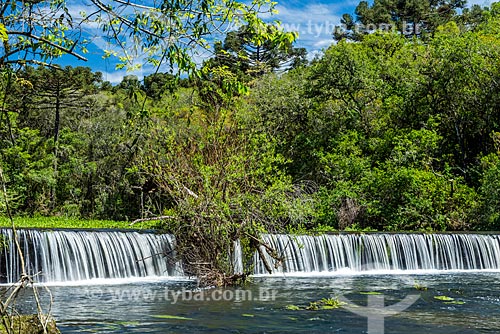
[
  {"x1": 252, "y1": 234, "x2": 500, "y2": 274},
  {"x1": 233, "y1": 240, "x2": 244, "y2": 275},
  {"x1": 0, "y1": 229, "x2": 183, "y2": 283},
  {"x1": 3, "y1": 229, "x2": 500, "y2": 283}
]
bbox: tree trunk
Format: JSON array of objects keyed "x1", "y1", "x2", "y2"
[{"x1": 50, "y1": 88, "x2": 61, "y2": 210}]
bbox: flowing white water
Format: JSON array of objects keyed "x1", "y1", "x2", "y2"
[
  {"x1": 3, "y1": 230, "x2": 500, "y2": 283},
  {"x1": 251, "y1": 234, "x2": 500, "y2": 275},
  {"x1": 0, "y1": 229, "x2": 183, "y2": 283},
  {"x1": 233, "y1": 240, "x2": 244, "y2": 275}
]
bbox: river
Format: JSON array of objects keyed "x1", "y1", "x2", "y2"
[{"x1": 9, "y1": 271, "x2": 500, "y2": 333}]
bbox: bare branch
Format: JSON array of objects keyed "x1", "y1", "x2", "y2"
[{"x1": 130, "y1": 215, "x2": 175, "y2": 226}]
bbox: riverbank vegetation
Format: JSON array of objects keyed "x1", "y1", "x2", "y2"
[
  {"x1": 0, "y1": 315, "x2": 59, "y2": 334},
  {"x1": 2, "y1": 4, "x2": 500, "y2": 232},
  {"x1": 0, "y1": 217, "x2": 157, "y2": 230},
  {"x1": 1, "y1": 0, "x2": 500, "y2": 285}
]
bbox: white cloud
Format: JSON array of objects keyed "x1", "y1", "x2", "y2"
[
  {"x1": 273, "y1": 0, "x2": 496, "y2": 56},
  {"x1": 306, "y1": 49, "x2": 326, "y2": 61},
  {"x1": 273, "y1": 3, "x2": 349, "y2": 53},
  {"x1": 100, "y1": 68, "x2": 145, "y2": 84},
  {"x1": 100, "y1": 71, "x2": 126, "y2": 84},
  {"x1": 467, "y1": 0, "x2": 492, "y2": 6},
  {"x1": 313, "y1": 39, "x2": 334, "y2": 49}
]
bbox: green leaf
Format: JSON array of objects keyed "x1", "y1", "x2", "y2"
[
  {"x1": 152, "y1": 315, "x2": 194, "y2": 320},
  {"x1": 434, "y1": 296, "x2": 454, "y2": 301},
  {"x1": 444, "y1": 300, "x2": 465, "y2": 305},
  {"x1": 0, "y1": 23, "x2": 8, "y2": 42},
  {"x1": 116, "y1": 321, "x2": 141, "y2": 326}
]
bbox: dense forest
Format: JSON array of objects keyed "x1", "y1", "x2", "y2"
[
  {"x1": 0, "y1": 0, "x2": 499, "y2": 285},
  {"x1": 1, "y1": 1, "x2": 500, "y2": 238}
]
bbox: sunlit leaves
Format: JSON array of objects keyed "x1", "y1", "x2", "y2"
[
  {"x1": 0, "y1": 0, "x2": 281, "y2": 73},
  {"x1": 0, "y1": 1, "x2": 89, "y2": 66},
  {"x1": 0, "y1": 23, "x2": 7, "y2": 42},
  {"x1": 206, "y1": 22, "x2": 303, "y2": 83},
  {"x1": 87, "y1": 0, "x2": 282, "y2": 74}
]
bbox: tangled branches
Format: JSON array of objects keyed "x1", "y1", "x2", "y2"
[{"x1": 0, "y1": 167, "x2": 58, "y2": 334}]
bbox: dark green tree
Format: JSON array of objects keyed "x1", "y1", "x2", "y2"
[
  {"x1": 335, "y1": 0, "x2": 466, "y2": 40},
  {"x1": 459, "y1": 4, "x2": 491, "y2": 28},
  {"x1": 143, "y1": 73, "x2": 178, "y2": 100},
  {"x1": 207, "y1": 24, "x2": 306, "y2": 80},
  {"x1": 17, "y1": 66, "x2": 101, "y2": 209}
]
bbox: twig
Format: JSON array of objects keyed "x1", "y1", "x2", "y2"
[
  {"x1": 135, "y1": 250, "x2": 174, "y2": 262},
  {"x1": 7, "y1": 32, "x2": 87, "y2": 61},
  {"x1": 129, "y1": 215, "x2": 175, "y2": 226},
  {"x1": 33, "y1": 284, "x2": 53, "y2": 334},
  {"x1": 244, "y1": 232, "x2": 277, "y2": 255},
  {"x1": 0, "y1": 166, "x2": 53, "y2": 334}
]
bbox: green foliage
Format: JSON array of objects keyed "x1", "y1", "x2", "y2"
[
  {"x1": 286, "y1": 297, "x2": 345, "y2": 311},
  {"x1": 0, "y1": 315, "x2": 60, "y2": 334},
  {"x1": 139, "y1": 82, "x2": 311, "y2": 284},
  {"x1": 314, "y1": 129, "x2": 478, "y2": 231},
  {"x1": 414, "y1": 283, "x2": 428, "y2": 291},
  {"x1": 367, "y1": 167, "x2": 476, "y2": 231},
  {"x1": 434, "y1": 295, "x2": 454, "y2": 301},
  {"x1": 143, "y1": 73, "x2": 180, "y2": 100},
  {"x1": 359, "y1": 291, "x2": 382, "y2": 295},
  {"x1": 249, "y1": 69, "x2": 318, "y2": 179},
  {"x1": 0, "y1": 217, "x2": 157, "y2": 230},
  {"x1": 3, "y1": 13, "x2": 499, "y2": 234},
  {"x1": 0, "y1": 0, "x2": 288, "y2": 75},
  {"x1": 0, "y1": 23, "x2": 7, "y2": 42},
  {"x1": 476, "y1": 152, "x2": 500, "y2": 230},
  {"x1": 319, "y1": 297, "x2": 345, "y2": 309},
  {"x1": 206, "y1": 23, "x2": 306, "y2": 81},
  {"x1": 151, "y1": 315, "x2": 193, "y2": 321},
  {"x1": 336, "y1": 0, "x2": 467, "y2": 41},
  {"x1": 0, "y1": 1, "x2": 89, "y2": 67},
  {"x1": 249, "y1": 18, "x2": 500, "y2": 232},
  {"x1": 2, "y1": 0, "x2": 500, "y2": 284},
  {"x1": 0, "y1": 126, "x2": 54, "y2": 215}
]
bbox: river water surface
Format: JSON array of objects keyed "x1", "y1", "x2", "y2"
[{"x1": 9, "y1": 271, "x2": 500, "y2": 333}]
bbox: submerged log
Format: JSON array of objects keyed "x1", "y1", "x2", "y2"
[
  {"x1": 256, "y1": 245, "x2": 273, "y2": 274},
  {"x1": 245, "y1": 232, "x2": 284, "y2": 274}
]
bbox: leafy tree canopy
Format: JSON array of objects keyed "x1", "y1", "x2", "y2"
[
  {"x1": 0, "y1": 0, "x2": 290, "y2": 74},
  {"x1": 335, "y1": 0, "x2": 468, "y2": 40},
  {"x1": 206, "y1": 23, "x2": 307, "y2": 80}
]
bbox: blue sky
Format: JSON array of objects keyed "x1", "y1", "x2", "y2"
[
  {"x1": 58, "y1": 0, "x2": 493, "y2": 84},
  {"x1": 57, "y1": 0, "x2": 358, "y2": 83}
]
